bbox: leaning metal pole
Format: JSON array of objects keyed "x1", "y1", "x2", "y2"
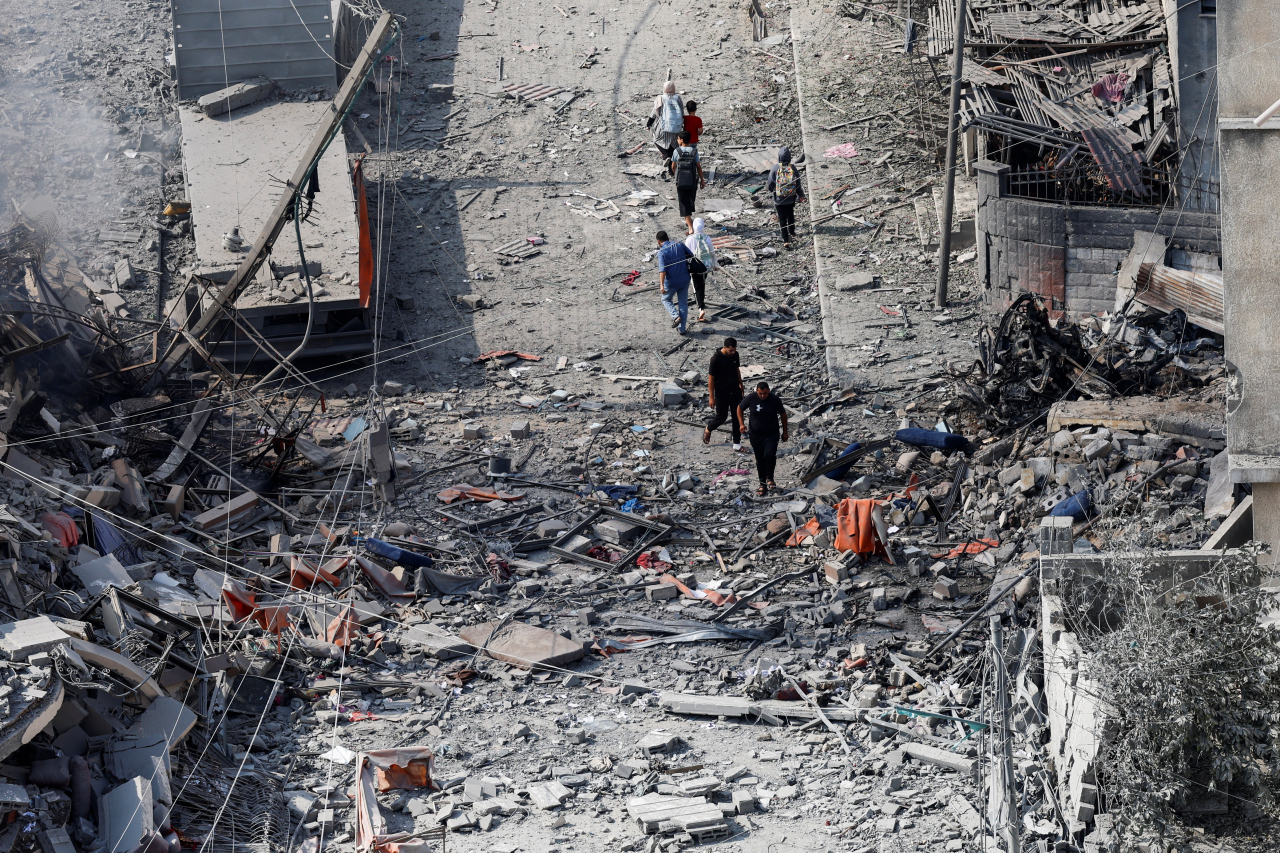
[{"x1": 934, "y1": 0, "x2": 967, "y2": 309}]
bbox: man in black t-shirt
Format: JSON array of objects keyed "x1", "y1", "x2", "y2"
[
  {"x1": 736, "y1": 381, "x2": 789, "y2": 494},
  {"x1": 702, "y1": 337, "x2": 745, "y2": 451}
]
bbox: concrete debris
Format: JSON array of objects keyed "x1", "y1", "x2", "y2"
[{"x1": 0, "y1": 0, "x2": 1255, "y2": 850}]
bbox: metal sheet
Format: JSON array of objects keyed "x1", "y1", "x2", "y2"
[
  {"x1": 1081, "y1": 127, "x2": 1148, "y2": 195},
  {"x1": 1135, "y1": 262, "x2": 1224, "y2": 334},
  {"x1": 172, "y1": 0, "x2": 335, "y2": 100}
]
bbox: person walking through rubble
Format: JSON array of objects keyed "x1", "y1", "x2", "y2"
[
  {"x1": 649, "y1": 81, "x2": 685, "y2": 166},
  {"x1": 670, "y1": 131, "x2": 706, "y2": 236},
  {"x1": 766, "y1": 146, "x2": 806, "y2": 249},
  {"x1": 703, "y1": 337, "x2": 745, "y2": 451},
  {"x1": 656, "y1": 230, "x2": 693, "y2": 335},
  {"x1": 736, "y1": 381, "x2": 788, "y2": 495},
  {"x1": 684, "y1": 217, "x2": 718, "y2": 323}
]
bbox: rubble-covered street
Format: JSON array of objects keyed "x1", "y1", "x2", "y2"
[{"x1": 0, "y1": 2, "x2": 1272, "y2": 853}]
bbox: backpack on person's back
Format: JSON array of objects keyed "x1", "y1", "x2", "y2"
[
  {"x1": 774, "y1": 163, "x2": 799, "y2": 201},
  {"x1": 673, "y1": 147, "x2": 699, "y2": 187}
]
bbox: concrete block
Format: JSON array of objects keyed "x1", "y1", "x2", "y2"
[
  {"x1": 510, "y1": 420, "x2": 532, "y2": 439},
  {"x1": 732, "y1": 790, "x2": 756, "y2": 814},
  {"x1": 870, "y1": 587, "x2": 887, "y2": 610},
  {"x1": 902, "y1": 742, "x2": 977, "y2": 778},
  {"x1": 933, "y1": 576, "x2": 959, "y2": 600},
  {"x1": 1082, "y1": 438, "x2": 1111, "y2": 461},
  {"x1": 161, "y1": 485, "x2": 185, "y2": 520},
  {"x1": 198, "y1": 78, "x2": 276, "y2": 117},
  {"x1": 824, "y1": 562, "x2": 850, "y2": 585},
  {"x1": 595, "y1": 517, "x2": 644, "y2": 545},
  {"x1": 658, "y1": 382, "x2": 686, "y2": 407},
  {"x1": 645, "y1": 583, "x2": 679, "y2": 601},
  {"x1": 461, "y1": 422, "x2": 483, "y2": 440},
  {"x1": 426, "y1": 83, "x2": 454, "y2": 102},
  {"x1": 636, "y1": 732, "x2": 680, "y2": 755},
  {"x1": 536, "y1": 519, "x2": 569, "y2": 538},
  {"x1": 86, "y1": 485, "x2": 122, "y2": 509},
  {"x1": 382, "y1": 380, "x2": 405, "y2": 396}
]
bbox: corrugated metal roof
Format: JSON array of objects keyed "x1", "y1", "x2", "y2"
[
  {"x1": 1135, "y1": 262, "x2": 1223, "y2": 334},
  {"x1": 1081, "y1": 127, "x2": 1148, "y2": 195}
]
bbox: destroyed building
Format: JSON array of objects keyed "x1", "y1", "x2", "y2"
[
  {"x1": 0, "y1": 1, "x2": 1270, "y2": 853},
  {"x1": 936, "y1": 0, "x2": 1225, "y2": 321}
]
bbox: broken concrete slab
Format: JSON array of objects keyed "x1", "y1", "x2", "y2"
[
  {"x1": 100, "y1": 776, "x2": 155, "y2": 853},
  {"x1": 459, "y1": 620, "x2": 586, "y2": 670},
  {"x1": 901, "y1": 742, "x2": 977, "y2": 779},
  {"x1": 401, "y1": 623, "x2": 472, "y2": 659},
  {"x1": 197, "y1": 77, "x2": 276, "y2": 117},
  {"x1": 626, "y1": 793, "x2": 727, "y2": 835},
  {"x1": 70, "y1": 552, "x2": 133, "y2": 597},
  {"x1": 0, "y1": 616, "x2": 71, "y2": 661}
]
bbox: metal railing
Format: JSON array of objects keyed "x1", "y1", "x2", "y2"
[{"x1": 1004, "y1": 163, "x2": 1220, "y2": 211}]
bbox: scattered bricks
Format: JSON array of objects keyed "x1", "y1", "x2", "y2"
[
  {"x1": 510, "y1": 420, "x2": 532, "y2": 439},
  {"x1": 382, "y1": 380, "x2": 405, "y2": 396},
  {"x1": 870, "y1": 587, "x2": 888, "y2": 610},
  {"x1": 461, "y1": 421, "x2": 483, "y2": 440},
  {"x1": 1083, "y1": 438, "x2": 1112, "y2": 461},
  {"x1": 193, "y1": 491, "x2": 258, "y2": 530},
  {"x1": 824, "y1": 562, "x2": 850, "y2": 585},
  {"x1": 645, "y1": 583, "x2": 679, "y2": 601},
  {"x1": 457, "y1": 294, "x2": 485, "y2": 310},
  {"x1": 732, "y1": 791, "x2": 756, "y2": 814},
  {"x1": 658, "y1": 382, "x2": 687, "y2": 407},
  {"x1": 636, "y1": 732, "x2": 680, "y2": 755},
  {"x1": 933, "y1": 576, "x2": 959, "y2": 600}
]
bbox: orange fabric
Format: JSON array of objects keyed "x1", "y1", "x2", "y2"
[
  {"x1": 785, "y1": 518, "x2": 822, "y2": 547},
  {"x1": 834, "y1": 498, "x2": 886, "y2": 558},
  {"x1": 437, "y1": 484, "x2": 524, "y2": 504},
  {"x1": 655, "y1": 573, "x2": 737, "y2": 606},
  {"x1": 353, "y1": 158, "x2": 373, "y2": 309},
  {"x1": 326, "y1": 603, "x2": 361, "y2": 647},
  {"x1": 932, "y1": 538, "x2": 1000, "y2": 559},
  {"x1": 290, "y1": 555, "x2": 342, "y2": 590},
  {"x1": 222, "y1": 580, "x2": 257, "y2": 623}
]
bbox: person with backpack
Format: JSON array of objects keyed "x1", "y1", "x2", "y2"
[
  {"x1": 670, "y1": 131, "x2": 705, "y2": 236},
  {"x1": 655, "y1": 230, "x2": 698, "y2": 335},
  {"x1": 766, "y1": 146, "x2": 806, "y2": 249},
  {"x1": 684, "y1": 217, "x2": 718, "y2": 323},
  {"x1": 648, "y1": 81, "x2": 685, "y2": 164}
]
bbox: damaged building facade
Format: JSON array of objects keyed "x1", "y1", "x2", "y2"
[{"x1": 955, "y1": 0, "x2": 1224, "y2": 320}]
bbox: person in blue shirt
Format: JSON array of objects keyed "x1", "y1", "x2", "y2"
[{"x1": 655, "y1": 230, "x2": 692, "y2": 335}]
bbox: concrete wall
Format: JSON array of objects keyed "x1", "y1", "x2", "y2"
[
  {"x1": 976, "y1": 162, "x2": 1220, "y2": 317},
  {"x1": 1167, "y1": 0, "x2": 1219, "y2": 210},
  {"x1": 172, "y1": 0, "x2": 336, "y2": 100},
  {"x1": 1219, "y1": 2, "x2": 1280, "y2": 573}
]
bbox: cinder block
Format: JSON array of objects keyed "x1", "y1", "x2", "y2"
[
  {"x1": 510, "y1": 420, "x2": 531, "y2": 439},
  {"x1": 645, "y1": 583, "x2": 679, "y2": 601}
]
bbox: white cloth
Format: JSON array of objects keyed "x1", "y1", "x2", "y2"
[{"x1": 684, "y1": 220, "x2": 718, "y2": 270}]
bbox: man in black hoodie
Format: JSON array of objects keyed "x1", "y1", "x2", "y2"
[{"x1": 766, "y1": 146, "x2": 806, "y2": 249}]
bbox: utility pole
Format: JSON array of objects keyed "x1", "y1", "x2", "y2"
[
  {"x1": 934, "y1": 0, "x2": 967, "y2": 309},
  {"x1": 989, "y1": 614, "x2": 1020, "y2": 853}
]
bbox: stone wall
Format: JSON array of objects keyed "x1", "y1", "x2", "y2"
[{"x1": 976, "y1": 161, "x2": 1221, "y2": 316}]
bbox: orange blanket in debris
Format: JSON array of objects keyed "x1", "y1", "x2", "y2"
[
  {"x1": 437, "y1": 484, "x2": 525, "y2": 504},
  {"x1": 833, "y1": 498, "x2": 887, "y2": 558}
]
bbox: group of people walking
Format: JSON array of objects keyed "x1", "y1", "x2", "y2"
[
  {"x1": 701, "y1": 336, "x2": 789, "y2": 496},
  {"x1": 649, "y1": 82, "x2": 808, "y2": 334}
]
